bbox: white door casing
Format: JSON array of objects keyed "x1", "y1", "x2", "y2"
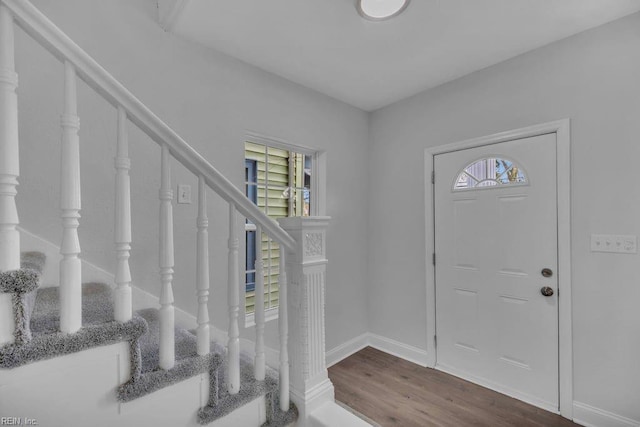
[
  {"x1": 424, "y1": 120, "x2": 572, "y2": 419},
  {"x1": 435, "y1": 133, "x2": 558, "y2": 411}
]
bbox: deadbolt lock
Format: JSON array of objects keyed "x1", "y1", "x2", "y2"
[{"x1": 541, "y1": 268, "x2": 553, "y2": 278}]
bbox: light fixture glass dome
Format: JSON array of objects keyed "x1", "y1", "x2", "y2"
[{"x1": 357, "y1": 0, "x2": 410, "y2": 21}]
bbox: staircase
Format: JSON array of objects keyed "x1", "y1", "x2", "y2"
[{"x1": 0, "y1": 1, "x2": 351, "y2": 425}]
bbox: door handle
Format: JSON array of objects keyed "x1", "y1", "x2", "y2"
[{"x1": 540, "y1": 286, "x2": 554, "y2": 297}]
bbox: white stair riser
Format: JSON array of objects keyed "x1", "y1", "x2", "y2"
[{"x1": 0, "y1": 342, "x2": 268, "y2": 427}]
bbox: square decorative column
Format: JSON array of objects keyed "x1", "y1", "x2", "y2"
[{"x1": 278, "y1": 216, "x2": 333, "y2": 423}]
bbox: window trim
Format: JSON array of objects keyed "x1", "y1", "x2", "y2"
[{"x1": 242, "y1": 132, "x2": 325, "y2": 328}]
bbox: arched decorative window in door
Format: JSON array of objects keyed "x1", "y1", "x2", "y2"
[{"x1": 454, "y1": 157, "x2": 527, "y2": 190}]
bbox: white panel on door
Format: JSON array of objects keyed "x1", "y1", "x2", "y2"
[
  {"x1": 453, "y1": 288, "x2": 480, "y2": 353},
  {"x1": 453, "y1": 198, "x2": 480, "y2": 270},
  {"x1": 498, "y1": 294, "x2": 532, "y2": 369},
  {"x1": 497, "y1": 194, "x2": 530, "y2": 277}
]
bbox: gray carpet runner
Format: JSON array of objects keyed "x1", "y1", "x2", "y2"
[
  {"x1": 0, "y1": 252, "x2": 297, "y2": 426},
  {"x1": 117, "y1": 307, "x2": 220, "y2": 403},
  {"x1": 0, "y1": 279, "x2": 147, "y2": 370},
  {"x1": 197, "y1": 344, "x2": 297, "y2": 425}
]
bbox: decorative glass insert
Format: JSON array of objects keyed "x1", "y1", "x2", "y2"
[{"x1": 454, "y1": 157, "x2": 527, "y2": 190}]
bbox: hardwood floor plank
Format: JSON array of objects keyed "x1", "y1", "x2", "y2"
[{"x1": 328, "y1": 347, "x2": 579, "y2": 427}]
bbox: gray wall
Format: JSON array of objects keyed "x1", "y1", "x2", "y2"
[
  {"x1": 15, "y1": 0, "x2": 370, "y2": 351},
  {"x1": 369, "y1": 12, "x2": 640, "y2": 420},
  {"x1": 15, "y1": 0, "x2": 640, "y2": 421}
]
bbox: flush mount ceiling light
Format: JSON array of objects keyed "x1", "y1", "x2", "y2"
[{"x1": 357, "y1": 0, "x2": 410, "y2": 21}]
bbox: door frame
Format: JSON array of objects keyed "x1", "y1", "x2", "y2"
[{"x1": 424, "y1": 119, "x2": 572, "y2": 419}]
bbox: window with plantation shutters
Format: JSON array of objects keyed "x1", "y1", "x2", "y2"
[{"x1": 244, "y1": 141, "x2": 313, "y2": 321}]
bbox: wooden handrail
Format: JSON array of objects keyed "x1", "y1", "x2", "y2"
[{"x1": 2, "y1": 0, "x2": 295, "y2": 250}]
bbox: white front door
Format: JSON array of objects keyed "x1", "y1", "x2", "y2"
[{"x1": 434, "y1": 133, "x2": 559, "y2": 411}]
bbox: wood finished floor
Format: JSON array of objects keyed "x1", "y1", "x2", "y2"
[{"x1": 328, "y1": 347, "x2": 580, "y2": 427}]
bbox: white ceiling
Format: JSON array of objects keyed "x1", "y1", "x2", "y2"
[{"x1": 167, "y1": 0, "x2": 640, "y2": 111}]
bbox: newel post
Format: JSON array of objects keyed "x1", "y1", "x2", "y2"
[{"x1": 277, "y1": 216, "x2": 333, "y2": 422}]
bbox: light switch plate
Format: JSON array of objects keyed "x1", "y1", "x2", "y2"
[
  {"x1": 177, "y1": 184, "x2": 191, "y2": 204},
  {"x1": 590, "y1": 234, "x2": 637, "y2": 254}
]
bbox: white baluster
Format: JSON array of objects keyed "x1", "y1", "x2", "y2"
[
  {"x1": 159, "y1": 144, "x2": 175, "y2": 370},
  {"x1": 0, "y1": 5, "x2": 20, "y2": 346},
  {"x1": 227, "y1": 204, "x2": 240, "y2": 394},
  {"x1": 196, "y1": 175, "x2": 210, "y2": 356},
  {"x1": 59, "y1": 60, "x2": 82, "y2": 334},
  {"x1": 254, "y1": 225, "x2": 265, "y2": 381},
  {"x1": 114, "y1": 106, "x2": 132, "y2": 322},
  {"x1": 278, "y1": 249, "x2": 290, "y2": 410}
]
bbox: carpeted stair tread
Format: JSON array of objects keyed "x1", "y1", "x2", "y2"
[
  {"x1": 116, "y1": 308, "x2": 222, "y2": 402},
  {"x1": 1, "y1": 279, "x2": 147, "y2": 369},
  {"x1": 117, "y1": 349, "x2": 219, "y2": 403},
  {"x1": 198, "y1": 350, "x2": 297, "y2": 426},
  {"x1": 30, "y1": 282, "x2": 114, "y2": 335},
  {"x1": 0, "y1": 314, "x2": 147, "y2": 369}
]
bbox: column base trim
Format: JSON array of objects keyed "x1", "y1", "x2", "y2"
[{"x1": 291, "y1": 378, "x2": 335, "y2": 424}]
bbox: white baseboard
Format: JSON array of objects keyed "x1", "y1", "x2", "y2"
[
  {"x1": 573, "y1": 402, "x2": 640, "y2": 427},
  {"x1": 326, "y1": 333, "x2": 369, "y2": 367},
  {"x1": 436, "y1": 362, "x2": 558, "y2": 414},
  {"x1": 367, "y1": 333, "x2": 429, "y2": 367},
  {"x1": 326, "y1": 332, "x2": 429, "y2": 368}
]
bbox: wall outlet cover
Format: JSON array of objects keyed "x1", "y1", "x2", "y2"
[{"x1": 590, "y1": 234, "x2": 637, "y2": 254}]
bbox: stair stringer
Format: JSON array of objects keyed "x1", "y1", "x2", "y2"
[{"x1": 0, "y1": 340, "x2": 268, "y2": 427}]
